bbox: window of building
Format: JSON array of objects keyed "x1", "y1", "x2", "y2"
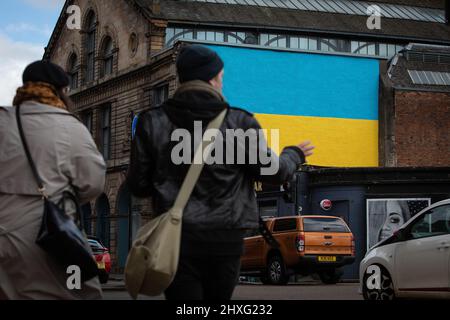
[
  {"x1": 84, "y1": 11, "x2": 96, "y2": 83},
  {"x1": 244, "y1": 32, "x2": 258, "y2": 45},
  {"x1": 95, "y1": 194, "x2": 110, "y2": 248},
  {"x1": 166, "y1": 28, "x2": 194, "y2": 46},
  {"x1": 165, "y1": 26, "x2": 405, "y2": 59},
  {"x1": 81, "y1": 203, "x2": 92, "y2": 235},
  {"x1": 308, "y1": 37, "x2": 318, "y2": 51},
  {"x1": 197, "y1": 30, "x2": 206, "y2": 41},
  {"x1": 225, "y1": 31, "x2": 245, "y2": 44},
  {"x1": 206, "y1": 31, "x2": 215, "y2": 41},
  {"x1": 101, "y1": 36, "x2": 114, "y2": 77},
  {"x1": 215, "y1": 31, "x2": 225, "y2": 43},
  {"x1": 319, "y1": 39, "x2": 348, "y2": 53},
  {"x1": 289, "y1": 36, "x2": 309, "y2": 50},
  {"x1": 99, "y1": 105, "x2": 111, "y2": 160},
  {"x1": 258, "y1": 199, "x2": 278, "y2": 217},
  {"x1": 68, "y1": 53, "x2": 79, "y2": 90},
  {"x1": 166, "y1": 27, "x2": 249, "y2": 46},
  {"x1": 352, "y1": 41, "x2": 403, "y2": 58},
  {"x1": 153, "y1": 84, "x2": 169, "y2": 107},
  {"x1": 259, "y1": 33, "x2": 269, "y2": 47},
  {"x1": 81, "y1": 110, "x2": 93, "y2": 133},
  {"x1": 261, "y1": 34, "x2": 288, "y2": 48},
  {"x1": 379, "y1": 43, "x2": 389, "y2": 57},
  {"x1": 389, "y1": 44, "x2": 403, "y2": 57},
  {"x1": 352, "y1": 41, "x2": 376, "y2": 55}
]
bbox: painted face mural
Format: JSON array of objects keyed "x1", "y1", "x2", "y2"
[
  {"x1": 367, "y1": 199, "x2": 431, "y2": 250},
  {"x1": 378, "y1": 201, "x2": 406, "y2": 242}
]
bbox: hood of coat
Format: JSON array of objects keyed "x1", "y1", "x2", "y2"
[{"x1": 163, "y1": 80, "x2": 229, "y2": 131}]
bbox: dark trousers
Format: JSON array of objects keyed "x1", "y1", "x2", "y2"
[{"x1": 165, "y1": 255, "x2": 241, "y2": 301}]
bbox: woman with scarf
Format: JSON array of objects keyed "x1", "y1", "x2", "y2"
[{"x1": 0, "y1": 61, "x2": 106, "y2": 300}]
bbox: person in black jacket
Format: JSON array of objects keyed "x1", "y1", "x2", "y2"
[{"x1": 127, "y1": 44, "x2": 314, "y2": 301}]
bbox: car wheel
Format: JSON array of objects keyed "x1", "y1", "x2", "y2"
[
  {"x1": 266, "y1": 255, "x2": 289, "y2": 285},
  {"x1": 318, "y1": 269, "x2": 342, "y2": 284},
  {"x1": 363, "y1": 265, "x2": 395, "y2": 301}
]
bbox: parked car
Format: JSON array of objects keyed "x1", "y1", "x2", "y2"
[
  {"x1": 240, "y1": 215, "x2": 355, "y2": 285},
  {"x1": 360, "y1": 199, "x2": 450, "y2": 300},
  {"x1": 88, "y1": 237, "x2": 111, "y2": 284}
]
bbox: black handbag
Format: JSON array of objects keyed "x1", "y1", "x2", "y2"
[{"x1": 16, "y1": 105, "x2": 99, "y2": 283}]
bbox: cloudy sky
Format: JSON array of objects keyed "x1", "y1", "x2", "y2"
[{"x1": 0, "y1": 0, "x2": 64, "y2": 105}]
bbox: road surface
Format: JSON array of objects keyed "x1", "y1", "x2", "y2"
[{"x1": 103, "y1": 282, "x2": 361, "y2": 300}]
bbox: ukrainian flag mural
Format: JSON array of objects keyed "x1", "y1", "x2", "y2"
[{"x1": 207, "y1": 44, "x2": 380, "y2": 168}]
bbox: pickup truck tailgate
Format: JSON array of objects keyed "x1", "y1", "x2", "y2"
[
  {"x1": 304, "y1": 232, "x2": 353, "y2": 255},
  {"x1": 302, "y1": 217, "x2": 353, "y2": 255}
]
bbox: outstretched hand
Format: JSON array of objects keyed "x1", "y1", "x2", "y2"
[{"x1": 298, "y1": 141, "x2": 315, "y2": 158}]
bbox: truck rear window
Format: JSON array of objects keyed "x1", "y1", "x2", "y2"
[{"x1": 303, "y1": 218, "x2": 350, "y2": 233}]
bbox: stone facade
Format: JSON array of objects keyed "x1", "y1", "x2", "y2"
[
  {"x1": 49, "y1": 0, "x2": 150, "y2": 80},
  {"x1": 47, "y1": 0, "x2": 176, "y2": 272}
]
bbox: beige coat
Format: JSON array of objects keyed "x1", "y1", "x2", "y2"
[{"x1": 0, "y1": 101, "x2": 106, "y2": 300}]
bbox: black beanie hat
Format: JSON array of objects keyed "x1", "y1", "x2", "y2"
[
  {"x1": 22, "y1": 60, "x2": 70, "y2": 89},
  {"x1": 176, "y1": 45, "x2": 224, "y2": 83}
]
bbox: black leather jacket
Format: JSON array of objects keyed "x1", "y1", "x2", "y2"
[{"x1": 127, "y1": 81, "x2": 305, "y2": 230}]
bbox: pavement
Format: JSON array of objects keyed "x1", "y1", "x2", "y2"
[
  {"x1": 103, "y1": 274, "x2": 357, "y2": 289},
  {"x1": 101, "y1": 274, "x2": 126, "y2": 291},
  {"x1": 101, "y1": 274, "x2": 361, "y2": 300}
]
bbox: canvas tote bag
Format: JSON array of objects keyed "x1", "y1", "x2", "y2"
[{"x1": 124, "y1": 109, "x2": 227, "y2": 299}]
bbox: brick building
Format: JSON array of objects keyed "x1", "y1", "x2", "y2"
[
  {"x1": 43, "y1": 0, "x2": 450, "y2": 271},
  {"x1": 380, "y1": 43, "x2": 450, "y2": 167}
]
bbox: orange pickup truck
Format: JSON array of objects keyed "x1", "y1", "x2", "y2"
[{"x1": 240, "y1": 216, "x2": 355, "y2": 285}]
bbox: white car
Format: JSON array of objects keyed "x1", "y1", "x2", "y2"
[{"x1": 360, "y1": 199, "x2": 450, "y2": 300}]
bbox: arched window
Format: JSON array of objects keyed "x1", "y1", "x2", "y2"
[
  {"x1": 101, "y1": 36, "x2": 114, "y2": 77},
  {"x1": 351, "y1": 41, "x2": 377, "y2": 56},
  {"x1": 116, "y1": 183, "x2": 141, "y2": 269},
  {"x1": 117, "y1": 184, "x2": 131, "y2": 269},
  {"x1": 68, "y1": 53, "x2": 78, "y2": 90},
  {"x1": 95, "y1": 194, "x2": 110, "y2": 248},
  {"x1": 84, "y1": 11, "x2": 96, "y2": 83},
  {"x1": 81, "y1": 203, "x2": 92, "y2": 234}
]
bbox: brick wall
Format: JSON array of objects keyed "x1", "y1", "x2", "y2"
[{"x1": 394, "y1": 90, "x2": 450, "y2": 167}]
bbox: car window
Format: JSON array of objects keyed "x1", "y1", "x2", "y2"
[
  {"x1": 410, "y1": 205, "x2": 450, "y2": 240},
  {"x1": 303, "y1": 218, "x2": 350, "y2": 233},
  {"x1": 273, "y1": 219, "x2": 298, "y2": 233},
  {"x1": 244, "y1": 228, "x2": 260, "y2": 238}
]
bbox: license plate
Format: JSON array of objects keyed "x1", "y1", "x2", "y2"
[
  {"x1": 318, "y1": 256, "x2": 337, "y2": 262},
  {"x1": 97, "y1": 261, "x2": 106, "y2": 269}
]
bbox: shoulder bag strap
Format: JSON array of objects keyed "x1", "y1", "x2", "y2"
[
  {"x1": 259, "y1": 218, "x2": 280, "y2": 249},
  {"x1": 15, "y1": 105, "x2": 48, "y2": 198},
  {"x1": 16, "y1": 105, "x2": 86, "y2": 231},
  {"x1": 170, "y1": 109, "x2": 228, "y2": 221}
]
